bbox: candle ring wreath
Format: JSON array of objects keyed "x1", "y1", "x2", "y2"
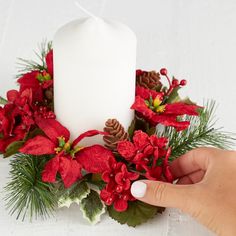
[{"x1": 0, "y1": 42, "x2": 235, "y2": 226}]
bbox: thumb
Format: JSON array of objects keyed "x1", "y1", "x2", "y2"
[{"x1": 131, "y1": 180, "x2": 194, "y2": 210}]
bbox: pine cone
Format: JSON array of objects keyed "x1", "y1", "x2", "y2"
[
  {"x1": 44, "y1": 87, "x2": 53, "y2": 100},
  {"x1": 136, "y1": 71, "x2": 162, "y2": 90},
  {"x1": 103, "y1": 119, "x2": 129, "y2": 150}
]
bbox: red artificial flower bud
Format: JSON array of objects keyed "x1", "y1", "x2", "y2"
[
  {"x1": 106, "y1": 197, "x2": 114, "y2": 205},
  {"x1": 172, "y1": 79, "x2": 179, "y2": 87},
  {"x1": 116, "y1": 185, "x2": 123, "y2": 193},
  {"x1": 160, "y1": 68, "x2": 168, "y2": 76},
  {"x1": 180, "y1": 79, "x2": 187, "y2": 86},
  {"x1": 123, "y1": 194, "x2": 129, "y2": 201}
]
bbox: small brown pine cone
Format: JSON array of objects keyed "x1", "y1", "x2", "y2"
[
  {"x1": 44, "y1": 87, "x2": 53, "y2": 100},
  {"x1": 136, "y1": 70, "x2": 162, "y2": 90},
  {"x1": 103, "y1": 119, "x2": 129, "y2": 150}
]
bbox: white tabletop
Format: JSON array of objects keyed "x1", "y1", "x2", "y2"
[{"x1": 1, "y1": 0, "x2": 236, "y2": 235}]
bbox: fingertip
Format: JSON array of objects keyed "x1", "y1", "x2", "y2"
[{"x1": 131, "y1": 181, "x2": 147, "y2": 198}]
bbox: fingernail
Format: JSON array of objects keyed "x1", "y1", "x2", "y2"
[{"x1": 131, "y1": 181, "x2": 147, "y2": 198}]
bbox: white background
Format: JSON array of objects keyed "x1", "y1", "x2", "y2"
[{"x1": 0, "y1": 0, "x2": 236, "y2": 235}]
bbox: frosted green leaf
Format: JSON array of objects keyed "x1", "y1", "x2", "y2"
[
  {"x1": 80, "y1": 190, "x2": 106, "y2": 225},
  {"x1": 58, "y1": 181, "x2": 90, "y2": 208}
]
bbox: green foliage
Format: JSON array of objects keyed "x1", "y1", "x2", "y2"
[
  {"x1": 161, "y1": 100, "x2": 236, "y2": 159},
  {"x1": 108, "y1": 201, "x2": 164, "y2": 227},
  {"x1": 80, "y1": 190, "x2": 106, "y2": 225},
  {"x1": 166, "y1": 87, "x2": 181, "y2": 103},
  {"x1": 17, "y1": 41, "x2": 52, "y2": 77},
  {"x1": 58, "y1": 181, "x2": 90, "y2": 208},
  {"x1": 0, "y1": 96, "x2": 8, "y2": 105},
  {"x1": 4, "y1": 141, "x2": 24, "y2": 158},
  {"x1": 4, "y1": 153, "x2": 57, "y2": 220}
]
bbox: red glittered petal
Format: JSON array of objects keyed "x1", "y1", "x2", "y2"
[
  {"x1": 114, "y1": 199, "x2": 128, "y2": 212},
  {"x1": 17, "y1": 71, "x2": 40, "y2": 90},
  {"x1": 59, "y1": 156, "x2": 82, "y2": 188},
  {"x1": 19, "y1": 135, "x2": 55, "y2": 155},
  {"x1": 152, "y1": 115, "x2": 190, "y2": 131},
  {"x1": 165, "y1": 103, "x2": 200, "y2": 116},
  {"x1": 76, "y1": 145, "x2": 115, "y2": 173},
  {"x1": 136, "y1": 86, "x2": 162, "y2": 100},
  {"x1": 36, "y1": 118, "x2": 70, "y2": 144},
  {"x1": 42, "y1": 155, "x2": 60, "y2": 183},
  {"x1": 131, "y1": 96, "x2": 154, "y2": 119}
]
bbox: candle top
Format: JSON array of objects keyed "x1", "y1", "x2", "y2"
[{"x1": 55, "y1": 17, "x2": 137, "y2": 43}]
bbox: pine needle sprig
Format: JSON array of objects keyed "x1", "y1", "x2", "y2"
[
  {"x1": 160, "y1": 100, "x2": 236, "y2": 160},
  {"x1": 4, "y1": 153, "x2": 58, "y2": 221},
  {"x1": 16, "y1": 40, "x2": 52, "y2": 78}
]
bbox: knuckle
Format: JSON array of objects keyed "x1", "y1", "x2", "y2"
[{"x1": 153, "y1": 182, "x2": 167, "y2": 204}]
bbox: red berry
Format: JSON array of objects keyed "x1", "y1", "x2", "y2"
[
  {"x1": 106, "y1": 197, "x2": 114, "y2": 205},
  {"x1": 180, "y1": 79, "x2": 187, "y2": 86},
  {"x1": 160, "y1": 68, "x2": 168, "y2": 76},
  {"x1": 172, "y1": 79, "x2": 179, "y2": 87}
]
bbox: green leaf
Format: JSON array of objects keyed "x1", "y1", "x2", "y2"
[
  {"x1": 0, "y1": 96, "x2": 8, "y2": 105},
  {"x1": 108, "y1": 201, "x2": 164, "y2": 227},
  {"x1": 128, "y1": 118, "x2": 136, "y2": 139},
  {"x1": 80, "y1": 190, "x2": 105, "y2": 225},
  {"x1": 24, "y1": 128, "x2": 45, "y2": 141},
  {"x1": 181, "y1": 97, "x2": 196, "y2": 105},
  {"x1": 4, "y1": 141, "x2": 25, "y2": 158},
  {"x1": 146, "y1": 126, "x2": 157, "y2": 136},
  {"x1": 58, "y1": 181, "x2": 90, "y2": 208},
  {"x1": 166, "y1": 87, "x2": 181, "y2": 104}
]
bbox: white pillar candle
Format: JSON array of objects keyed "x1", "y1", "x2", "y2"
[{"x1": 53, "y1": 17, "x2": 137, "y2": 144}]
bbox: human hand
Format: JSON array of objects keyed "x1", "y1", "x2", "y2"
[{"x1": 130, "y1": 147, "x2": 236, "y2": 236}]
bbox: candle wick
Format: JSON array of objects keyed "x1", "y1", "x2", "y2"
[{"x1": 74, "y1": 1, "x2": 99, "y2": 20}]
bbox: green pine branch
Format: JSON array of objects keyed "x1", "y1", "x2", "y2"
[
  {"x1": 16, "y1": 40, "x2": 52, "y2": 78},
  {"x1": 4, "y1": 153, "x2": 58, "y2": 220},
  {"x1": 160, "y1": 100, "x2": 236, "y2": 160}
]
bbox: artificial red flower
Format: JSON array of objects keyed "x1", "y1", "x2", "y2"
[
  {"x1": 20, "y1": 118, "x2": 114, "y2": 188},
  {"x1": 117, "y1": 130, "x2": 167, "y2": 170},
  {"x1": 18, "y1": 71, "x2": 53, "y2": 103},
  {"x1": 131, "y1": 86, "x2": 200, "y2": 131},
  {"x1": 117, "y1": 130, "x2": 173, "y2": 182},
  {"x1": 100, "y1": 161, "x2": 139, "y2": 212},
  {"x1": 0, "y1": 88, "x2": 56, "y2": 153}
]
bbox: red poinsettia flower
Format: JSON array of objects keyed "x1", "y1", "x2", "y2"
[
  {"x1": 100, "y1": 161, "x2": 139, "y2": 212},
  {"x1": 117, "y1": 130, "x2": 173, "y2": 182},
  {"x1": 20, "y1": 118, "x2": 114, "y2": 188},
  {"x1": 17, "y1": 49, "x2": 53, "y2": 104},
  {"x1": 131, "y1": 86, "x2": 200, "y2": 131}
]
